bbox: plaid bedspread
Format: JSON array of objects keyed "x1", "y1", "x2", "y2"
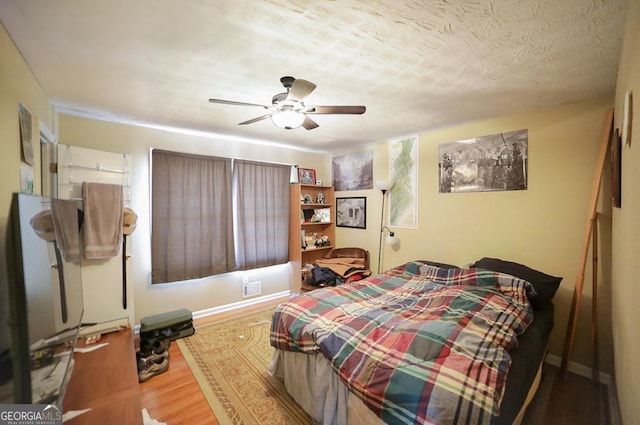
[{"x1": 270, "y1": 261, "x2": 536, "y2": 425}]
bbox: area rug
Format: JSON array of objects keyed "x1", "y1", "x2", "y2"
[
  {"x1": 178, "y1": 307, "x2": 553, "y2": 425},
  {"x1": 176, "y1": 308, "x2": 311, "y2": 425}
]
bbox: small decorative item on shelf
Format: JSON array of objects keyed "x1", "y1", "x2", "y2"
[
  {"x1": 303, "y1": 194, "x2": 313, "y2": 204},
  {"x1": 303, "y1": 210, "x2": 314, "y2": 222},
  {"x1": 305, "y1": 232, "x2": 317, "y2": 247},
  {"x1": 316, "y1": 192, "x2": 326, "y2": 203},
  {"x1": 315, "y1": 235, "x2": 330, "y2": 247}
]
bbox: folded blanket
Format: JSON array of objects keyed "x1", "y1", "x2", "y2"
[{"x1": 82, "y1": 182, "x2": 123, "y2": 259}]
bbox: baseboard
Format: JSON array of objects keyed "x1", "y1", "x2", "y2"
[
  {"x1": 544, "y1": 353, "x2": 611, "y2": 385},
  {"x1": 545, "y1": 353, "x2": 621, "y2": 425},
  {"x1": 133, "y1": 290, "x2": 291, "y2": 334},
  {"x1": 191, "y1": 290, "x2": 290, "y2": 320}
]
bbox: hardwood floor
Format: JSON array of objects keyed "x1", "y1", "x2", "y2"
[
  {"x1": 541, "y1": 365, "x2": 611, "y2": 425},
  {"x1": 138, "y1": 297, "x2": 287, "y2": 425},
  {"x1": 138, "y1": 300, "x2": 611, "y2": 425},
  {"x1": 139, "y1": 341, "x2": 218, "y2": 425}
]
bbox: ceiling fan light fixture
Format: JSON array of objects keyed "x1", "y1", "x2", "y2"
[
  {"x1": 271, "y1": 109, "x2": 305, "y2": 129},
  {"x1": 209, "y1": 76, "x2": 365, "y2": 131}
]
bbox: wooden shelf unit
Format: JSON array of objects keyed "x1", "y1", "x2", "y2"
[{"x1": 289, "y1": 184, "x2": 336, "y2": 293}]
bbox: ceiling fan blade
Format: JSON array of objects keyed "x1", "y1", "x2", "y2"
[
  {"x1": 302, "y1": 116, "x2": 319, "y2": 130},
  {"x1": 306, "y1": 105, "x2": 366, "y2": 115},
  {"x1": 238, "y1": 114, "x2": 272, "y2": 125},
  {"x1": 286, "y1": 79, "x2": 317, "y2": 101},
  {"x1": 209, "y1": 98, "x2": 270, "y2": 109}
]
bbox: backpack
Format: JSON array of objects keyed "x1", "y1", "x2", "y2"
[{"x1": 307, "y1": 267, "x2": 342, "y2": 287}]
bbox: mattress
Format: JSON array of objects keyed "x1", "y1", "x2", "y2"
[
  {"x1": 499, "y1": 302, "x2": 554, "y2": 424},
  {"x1": 268, "y1": 301, "x2": 554, "y2": 425}
]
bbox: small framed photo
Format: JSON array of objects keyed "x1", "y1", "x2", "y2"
[
  {"x1": 336, "y1": 197, "x2": 366, "y2": 229},
  {"x1": 622, "y1": 90, "x2": 632, "y2": 147},
  {"x1": 298, "y1": 168, "x2": 316, "y2": 185},
  {"x1": 612, "y1": 128, "x2": 622, "y2": 208},
  {"x1": 314, "y1": 208, "x2": 331, "y2": 223}
]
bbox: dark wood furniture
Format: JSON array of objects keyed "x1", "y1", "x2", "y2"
[{"x1": 63, "y1": 328, "x2": 142, "y2": 424}]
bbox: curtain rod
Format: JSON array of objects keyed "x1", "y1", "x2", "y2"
[{"x1": 150, "y1": 147, "x2": 296, "y2": 167}]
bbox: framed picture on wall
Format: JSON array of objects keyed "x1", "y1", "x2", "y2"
[
  {"x1": 621, "y1": 90, "x2": 632, "y2": 147},
  {"x1": 298, "y1": 168, "x2": 316, "y2": 185},
  {"x1": 438, "y1": 129, "x2": 528, "y2": 194},
  {"x1": 612, "y1": 128, "x2": 622, "y2": 208},
  {"x1": 332, "y1": 150, "x2": 373, "y2": 191},
  {"x1": 336, "y1": 197, "x2": 366, "y2": 229}
]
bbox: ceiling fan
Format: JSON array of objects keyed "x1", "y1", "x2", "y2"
[{"x1": 208, "y1": 76, "x2": 366, "y2": 130}]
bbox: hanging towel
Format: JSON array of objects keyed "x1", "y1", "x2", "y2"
[
  {"x1": 82, "y1": 182, "x2": 123, "y2": 259},
  {"x1": 51, "y1": 198, "x2": 82, "y2": 263}
]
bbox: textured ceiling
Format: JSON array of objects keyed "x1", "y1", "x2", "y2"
[{"x1": 0, "y1": 0, "x2": 628, "y2": 152}]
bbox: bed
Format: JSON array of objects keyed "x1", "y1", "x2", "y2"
[{"x1": 269, "y1": 258, "x2": 560, "y2": 425}]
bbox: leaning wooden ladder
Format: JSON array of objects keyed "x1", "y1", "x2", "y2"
[{"x1": 560, "y1": 109, "x2": 613, "y2": 379}]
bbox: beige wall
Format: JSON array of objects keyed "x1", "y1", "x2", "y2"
[
  {"x1": 0, "y1": 22, "x2": 55, "y2": 217},
  {"x1": 0, "y1": 23, "x2": 55, "y2": 348},
  {"x1": 57, "y1": 115, "x2": 326, "y2": 323},
  {"x1": 611, "y1": 1, "x2": 640, "y2": 423},
  {"x1": 336, "y1": 98, "x2": 616, "y2": 376}
]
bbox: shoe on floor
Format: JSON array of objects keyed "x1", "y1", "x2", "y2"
[
  {"x1": 138, "y1": 357, "x2": 169, "y2": 383},
  {"x1": 137, "y1": 349, "x2": 170, "y2": 372},
  {"x1": 139, "y1": 337, "x2": 171, "y2": 358}
]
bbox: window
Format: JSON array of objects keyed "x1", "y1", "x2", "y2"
[
  {"x1": 233, "y1": 160, "x2": 291, "y2": 270},
  {"x1": 151, "y1": 150, "x2": 290, "y2": 284}
]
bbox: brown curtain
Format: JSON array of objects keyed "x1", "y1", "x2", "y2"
[
  {"x1": 233, "y1": 160, "x2": 290, "y2": 270},
  {"x1": 151, "y1": 150, "x2": 235, "y2": 283}
]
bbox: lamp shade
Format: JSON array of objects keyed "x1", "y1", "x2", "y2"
[
  {"x1": 290, "y1": 165, "x2": 299, "y2": 184},
  {"x1": 271, "y1": 110, "x2": 305, "y2": 129},
  {"x1": 376, "y1": 180, "x2": 391, "y2": 191},
  {"x1": 385, "y1": 234, "x2": 398, "y2": 245}
]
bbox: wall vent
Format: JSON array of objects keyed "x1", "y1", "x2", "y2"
[{"x1": 242, "y1": 281, "x2": 262, "y2": 297}]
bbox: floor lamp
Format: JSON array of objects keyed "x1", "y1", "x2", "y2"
[{"x1": 376, "y1": 180, "x2": 397, "y2": 274}]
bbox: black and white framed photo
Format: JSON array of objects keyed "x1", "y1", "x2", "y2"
[
  {"x1": 438, "y1": 129, "x2": 528, "y2": 193},
  {"x1": 336, "y1": 197, "x2": 366, "y2": 229}
]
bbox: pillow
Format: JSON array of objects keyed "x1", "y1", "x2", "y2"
[
  {"x1": 418, "y1": 260, "x2": 460, "y2": 270},
  {"x1": 470, "y1": 257, "x2": 562, "y2": 307}
]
